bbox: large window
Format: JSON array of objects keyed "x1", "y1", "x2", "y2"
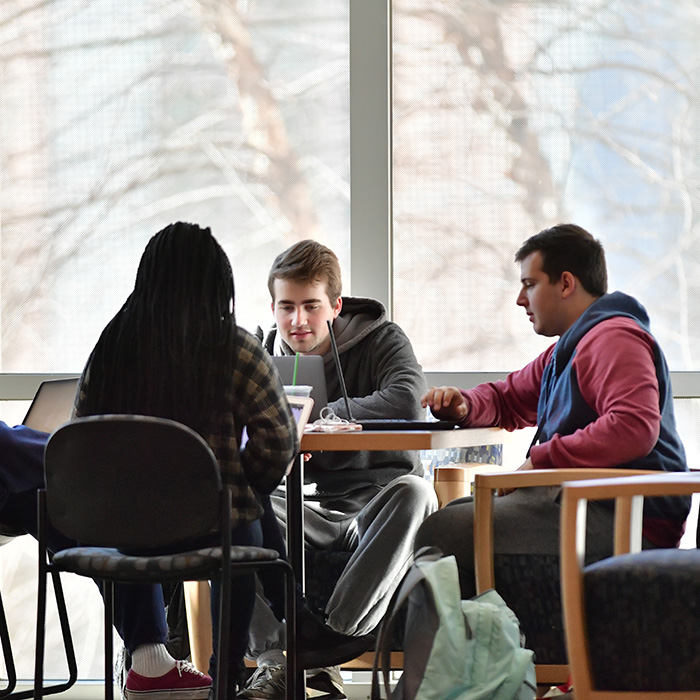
[
  {"x1": 2, "y1": 0, "x2": 700, "y2": 683},
  {"x1": 1, "y1": 0, "x2": 350, "y2": 374},
  {"x1": 392, "y1": 0, "x2": 700, "y2": 373},
  {"x1": 0, "y1": 0, "x2": 349, "y2": 680}
]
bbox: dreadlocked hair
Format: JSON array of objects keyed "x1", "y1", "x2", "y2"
[{"x1": 79, "y1": 222, "x2": 236, "y2": 438}]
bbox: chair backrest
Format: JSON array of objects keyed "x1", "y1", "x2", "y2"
[{"x1": 44, "y1": 415, "x2": 222, "y2": 550}]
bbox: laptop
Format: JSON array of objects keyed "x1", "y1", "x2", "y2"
[
  {"x1": 240, "y1": 395, "x2": 313, "y2": 454},
  {"x1": 286, "y1": 395, "x2": 314, "y2": 435},
  {"x1": 271, "y1": 355, "x2": 327, "y2": 421},
  {"x1": 22, "y1": 377, "x2": 80, "y2": 433},
  {"x1": 325, "y1": 321, "x2": 458, "y2": 432}
]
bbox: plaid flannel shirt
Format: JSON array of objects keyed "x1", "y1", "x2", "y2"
[{"x1": 206, "y1": 328, "x2": 297, "y2": 520}]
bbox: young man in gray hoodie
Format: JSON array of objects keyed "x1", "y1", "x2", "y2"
[{"x1": 240, "y1": 240, "x2": 437, "y2": 699}]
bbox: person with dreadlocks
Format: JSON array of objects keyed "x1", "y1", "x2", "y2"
[
  {"x1": 73, "y1": 222, "x2": 298, "y2": 698},
  {"x1": 0, "y1": 224, "x2": 379, "y2": 697}
]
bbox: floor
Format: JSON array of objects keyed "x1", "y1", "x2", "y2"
[{"x1": 7, "y1": 673, "x2": 388, "y2": 700}]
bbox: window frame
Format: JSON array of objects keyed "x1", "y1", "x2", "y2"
[{"x1": 348, "y1": 0, "x2": 700, "y2": 396}]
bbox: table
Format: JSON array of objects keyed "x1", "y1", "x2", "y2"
[
  {"x1": 185, "y1": 426, "x2": 506, "y2": 686},
  {"x1": 300, "y1": 426, "x2": 504, "y2": 452},
  {"x1": 288, "y1": 427, "x2": 506, "y2": 585}
]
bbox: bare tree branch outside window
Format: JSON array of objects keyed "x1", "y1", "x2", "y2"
[
  {"x1": 0, "y1": 0, "x2": 349, "y2": 373},
  {"x1": 0, "y1": 0, "x2": 349, "y2": 677},
  {"x1": 393, "y1": 0, "x2": 700, "y2": 372}
]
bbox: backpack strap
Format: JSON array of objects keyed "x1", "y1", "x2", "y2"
[{"x1": 370, "y1": 548, "x2": 443, "y2": 700}]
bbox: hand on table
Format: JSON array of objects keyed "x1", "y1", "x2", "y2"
[{"x1": 421, "y1": 386, "x2": 469, "y2": 421}]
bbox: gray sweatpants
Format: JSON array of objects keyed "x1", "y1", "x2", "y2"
[{"x1": 247, "y1": 474, "x2": 438, "y2": 662}]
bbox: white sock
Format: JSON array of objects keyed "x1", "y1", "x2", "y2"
[{"x1": 130, "y1": 644, "x2": 177, "y2": 678}]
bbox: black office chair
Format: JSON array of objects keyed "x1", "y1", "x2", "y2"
[{"x1": 34, "y1": 415, "x2": 299, "y2": 700}]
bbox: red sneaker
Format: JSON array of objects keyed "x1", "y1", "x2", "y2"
[{"x1": 125, "y1": 660, "x2": 212, "y2": 700}]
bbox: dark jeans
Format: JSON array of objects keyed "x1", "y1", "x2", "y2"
[
  {"x1": 256, "y1": 493, "x2": 289, "y2": 621},
  {"x1": 205, "y1": 519, "x2": 262, "y2": 690}
]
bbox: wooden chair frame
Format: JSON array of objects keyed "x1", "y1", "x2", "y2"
[
  {"x1": 560, "y1": 472, "x2": 700, "y2": 700},
  {"x1": 473, "y1": 467, "x2": 657, "y2": 688}
]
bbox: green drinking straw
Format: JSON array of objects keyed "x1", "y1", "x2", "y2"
[{"x1": 292, "y1": 352, "x2": 300, "y2": 386}]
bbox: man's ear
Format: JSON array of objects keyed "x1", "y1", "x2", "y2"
[
  {"x1": 560, "y1": 271, "x2": 577, "y2": 298},
  {"x1": 332, "y1": 296, "x2": 343, "y2": 318}
]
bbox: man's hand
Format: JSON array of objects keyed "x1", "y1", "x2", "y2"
[
  {"x1": 497, "y1": 457, "x2": 534, "y2": 497},
  {"x1": 421, "y1": 386, "x2": 469, "y2": 421}
]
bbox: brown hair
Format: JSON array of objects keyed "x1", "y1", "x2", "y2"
[
  {"x1": 268, "y1": 239, "x2": 342, "y2": 304},
  {"x1": 515, "y1": 223, "x2": 608, "y2": 296}
]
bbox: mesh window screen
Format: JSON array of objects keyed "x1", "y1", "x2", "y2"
[
  {"x1": 0, "y1": 0, "x2": 350, "y2": 373},
  {"x1": 392, "y1": 0, "x2": 700, "y2": 372},
  {"x1": 0, "y1": 0, "x2": 349, "y2": 680}
]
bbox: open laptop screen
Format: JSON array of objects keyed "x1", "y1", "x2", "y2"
[
  {"x1": 240, "y1": 395, "x2": 313, "y2": 450},
  {"x1": 286, "y1": 395, "x2": 314, "y2": 436},
  {"x1": 22, "y1": 378, "x2": 80, "y2": 433},
  {"x1": 271, "y1": 355, "x2": 327, "y2": 421}
]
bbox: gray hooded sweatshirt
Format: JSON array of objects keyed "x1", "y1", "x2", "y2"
[{"x1": 261, "y1": 296, "x2": 427, "y2": 499}]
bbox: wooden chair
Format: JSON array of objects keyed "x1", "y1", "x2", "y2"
[
  {"x1": 473, "y1": 467, "x2": 657, "y2": 689},
  {"x1": 560, "y1": 472, "x2": 700, "y2": 699}
]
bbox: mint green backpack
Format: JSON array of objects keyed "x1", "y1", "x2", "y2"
[{"x1": 371, "y1": 549, "x2": 537, "y2": 700}]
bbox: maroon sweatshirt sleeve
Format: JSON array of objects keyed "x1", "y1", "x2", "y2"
[{"x1": 458, "y1": 344, "x2": 555, "y2": 431}]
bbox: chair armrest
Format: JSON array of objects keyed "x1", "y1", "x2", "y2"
[
  {"x1": 473, "y1": 468, "x2": 658, "y2": 593},
  {"x1": 562, "y1": 471, "x2": 700, "y2": 502}
]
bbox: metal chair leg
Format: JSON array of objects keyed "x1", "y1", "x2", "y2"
[
  {"x1": 104, "y1": 583, "x2": 114, "y2": 700},
  {"x1": 31, "y1": 490, "x2": 78, "y2": 700},
  {"x1": 0, "y1": 592, "x2": 17, "y2": 699},
  {"x1": 281, "y1": 560, "x2": 302, "y2": 700}
]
